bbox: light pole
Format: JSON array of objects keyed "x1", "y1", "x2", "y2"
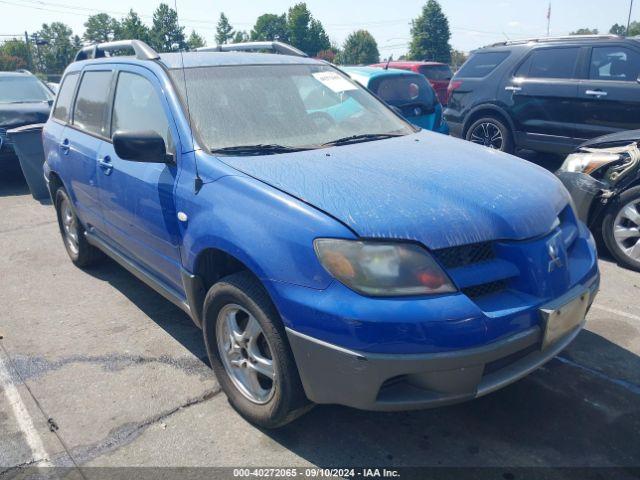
[{"x1": 628, "y1": 0, "x2": 634, "y2": 36}]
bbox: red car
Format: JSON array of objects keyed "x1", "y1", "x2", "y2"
[{"x1": 369, "y1": 61, "x2": 453, "y2": 105}]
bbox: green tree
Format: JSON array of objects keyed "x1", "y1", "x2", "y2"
[
  {"x1": 0, "y1": 39, "x2": 31, "y2": 70},
  {"x1": 215, "y1": 13, "x2": 234, "y2": 45},
  {"x1": 286, "y1": 3, "x2": 330, "y2": 56},
  {"x1": 232, "y1": 30, "x2": 249, "y2": 43},
  {"x1": 32, "y1": 23, "x2": 76, "y2": 74},
  {"x1": 408, "y1": 0, "x2": 451, "y2": 63},
  {"x1": 150, "y1": 3, "x2": 185, "y2": 52},
  {"x1": 337, "y1": 30, "x2": 379, "y2": 65},
  {"x1": 83, "y1": 13, "x2": 119, "y2": 43},
  {"x1": 609, "y1": 23, "x2": 627, "y2": 35},
  {"x1": 570, "y1": 28, "x2": 599, "y2": 35},
  {"x1": 0, "y1": 54, "x2": 27, "y2": 71},
  {"x1": 250, "y1": 13, "x2": 288, "y2": 42},
  {"x1": 628, "y1": 21, "x2": 640, "y2": 36},
  {"x1": 450, "y1": 49, "x2": 468, "y2": 70},
  {"x1": 187, "y1": 30, "x2": 206, "y2": 49},
  {"x1": 116, "y1": 10, "x2": 150, "y2": 43}
]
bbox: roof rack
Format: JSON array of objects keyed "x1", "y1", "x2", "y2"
[
  {"x1": 484, "y1": 34, "x2": 622, "y2": 48},
  {"x1": 197, "y1": 41, "x2": 308, "y2": 58},
  {"x1": 74, "y1": 40, "x2": 160, "y2": 62}
]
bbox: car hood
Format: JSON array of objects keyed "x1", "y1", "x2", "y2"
[
  {"x1": 0, "y1": 102, "x2": 51, "y2": 129},
  {"x1": 220, "y1": 131, "x2": 569, "y2": 249},
  {"x1": 580, "y1": 129, "x2": 640, "y2": 149}
]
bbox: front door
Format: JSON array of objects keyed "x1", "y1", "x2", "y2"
[
  {"x1": 503, "y1": 46, "x2": 581, "y2": 152},
  {"x1": 576, "y1": 44, "x2": 640, "y2": 140},
  {"x1": 96, "y1": 67, "x2": 183, "y2": 291}
]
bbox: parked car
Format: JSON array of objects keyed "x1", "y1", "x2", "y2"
[
  {"x1": 0, "y1": 70, "x2": 54, "y2": 166},
  {"x1": 444, "y1": 35, "x2": 640, "y2": 155},
  {"x1": 342, "y1": 66, "x2": 448, "y2": 134},
  {"x1": 557, "y1": 130, "x2": 640, "y2": 271},
  {"x1": 44, "y1": 40, "x2": 599, "y2": 428},
  {"x1": 369, "y1": 61, "x2": 453, "y2": 105}
]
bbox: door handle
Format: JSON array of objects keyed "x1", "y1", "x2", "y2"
[
  {"x1": 59, "y1": 139, "x2": 70, "y2": 155},
  {"x1": 98, "y1": 156, "x2": 113, "y2": 175},
  {"x1": 505, "y1": 85, "x2": 522, "y2": 92},
  {"x1": 585, "y1": 89, "x2": 607, "y2": 97}
]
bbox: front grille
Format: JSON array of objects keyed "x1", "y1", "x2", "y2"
[
  {"x1": 433, "y1": 241, "x2": 495, "y2": 269},
  {"x1": 462, "y1": 280, "x2": 507, "y2": 299}
]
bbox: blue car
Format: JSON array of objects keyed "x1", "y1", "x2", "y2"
[
  {"x1": 43, "y1": 40, "x2": 599, "y2": 428},
  {"x1": 342, "y1": 66, "x2": 449, "y2": 134}
]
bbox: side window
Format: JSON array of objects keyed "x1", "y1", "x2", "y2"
[
  {"x1": 111, "y1": 72, "x2": 172, "y2": 151},
  {"x1": 73, "y1": 71, "x2": 112, "y2": 137},
  {"x1": 52, "y1": 72, "x2": 79, "y2": 123},
  {"x1": 590, "y1": 46, "x2": 640, "y2": 81},
  {"x1": 525, "y1": 48, "x2": 580, "y2": 79}
]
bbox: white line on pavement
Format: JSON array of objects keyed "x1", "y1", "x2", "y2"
[
  {"x1": 0, "y1": 352, "x2": 52, "y2": 467},
  {"x1": 591, "y1": 304, "x2": 640, "y2": 323}
]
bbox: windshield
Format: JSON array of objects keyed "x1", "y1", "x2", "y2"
[
  {"x1": 0, "y1": 76, "x2": 54, "y2": 104},
  {"x1": 171, "y1": 64, "x2": 414, "y2": 152},
  {"x1": 368, "y1": 74, "x2": 435, "y2": 109}
]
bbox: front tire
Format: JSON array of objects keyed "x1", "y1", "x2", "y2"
[
  {"x1": 202, "y1": 271, "x2": 310, "y2": 428},
  {"x1": 54, "y1": 188, "x2": 102, "y2": 268},
  {"x1": 466, "y1": 116, "x2": 514, "y2": 154},
  {"x1": 602, "y1": 186, "x2": 640, "y2": 272}
]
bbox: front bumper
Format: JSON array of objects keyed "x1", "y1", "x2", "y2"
[
  {"x1": 556, "y1": 171, "x2": 607, "y2": 225},
  {"x1": 286, "y1": 279, "x2": 599, "y2": 410}
]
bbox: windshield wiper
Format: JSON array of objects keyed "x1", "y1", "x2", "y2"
[
  {"x1": 320, "y1": 133, "x2": 406, "y2": 147},
  {"x1": 211, "y1": 144, "x2": 316, "y2": 156}
]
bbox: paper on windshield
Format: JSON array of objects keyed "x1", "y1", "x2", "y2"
[{"x1": 312, "y1": 71, "x2": 358, "y2": 93}]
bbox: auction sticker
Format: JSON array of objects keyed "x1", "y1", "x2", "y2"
[{"x1": 312, "y1": 71, "x2": 358, "y2": 93}]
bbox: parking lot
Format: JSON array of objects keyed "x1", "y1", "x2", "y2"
[{"x1": 0, "y1": 153, "x2": 639, "y2": 475}]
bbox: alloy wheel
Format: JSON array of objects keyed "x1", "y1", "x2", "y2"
[
  {"x1": 61, "y1": 197, "x2": 80, "y2": 256},
  {"x1": 470, "y1": 122, "x2": 504, "y2": 150},
  {"x1": 613, "y1": 199, "x2": 640, "y2": 262},
  {"x1": 216, "y1": 304, "x2": 276, "y2": 404}
]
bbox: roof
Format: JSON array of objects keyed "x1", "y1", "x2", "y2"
[
  {"x1": 478, "y1": 34, "x2": 640, "y2": 51},
  {"x1": 370, "y1": 61, "x2": 448, "y2": 67},
  {"x1": 70, "y1": 51, "x2": 324, "y2": 70},
  {"x1": 0, "y1": 71, "x2": 33, "y2": 78},
  {"x1": 341, "y1": 66, "x2": 422, "y2": 84}
]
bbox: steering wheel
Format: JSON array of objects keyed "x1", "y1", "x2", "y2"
[{"x1": 308, "y1": 111, "x2": 336, "y2": 131}]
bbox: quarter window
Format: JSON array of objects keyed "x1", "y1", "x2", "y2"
[
  {"x1": 456, "y1": 52, "x2": 510, "y2": 78},
  {"x1": 73, "y1": 71, "x2": 112, "y2": 137},
  {"x1": 589, "y1": 46, "x2": 640, "y2": 81},
  {"x1": 52, "y1": 72, "x2": 79, "y2": 123},
  {"x1": 521, "y1": 48, "x2": 579, "y2": 79},
  {"x1": 111, "y1": 72, "x2": 172, "y2": 150}
]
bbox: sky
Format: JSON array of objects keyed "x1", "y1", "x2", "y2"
[{"x1": 0, "y1": 0, "x2": 636, "y2": 58}]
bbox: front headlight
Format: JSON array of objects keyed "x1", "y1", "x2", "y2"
[
  {"x1": 314, "y1": 239, "x2": 457, "y2": 297},
  {"x1": 559, "y1": 152, "x2": 620, "y2": 175}
]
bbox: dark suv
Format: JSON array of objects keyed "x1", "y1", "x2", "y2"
[{"x1": 444, "y1": 35, "x2": 640, "y2": 155}]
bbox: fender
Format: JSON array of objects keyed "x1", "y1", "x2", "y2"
[{"x1": 463, "y1": 102, "x2": 516, "y2": 137}]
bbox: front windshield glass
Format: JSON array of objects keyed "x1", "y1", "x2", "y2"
[
  {"x1": 171, "y1": 64, "x2": 414, "y2": 152},
  {"x1": 0, "y1": 76, "x2": 54, "y2": 104}
]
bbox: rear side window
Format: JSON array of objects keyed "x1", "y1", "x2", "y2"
[
  {"x1": 419, "y1": 65, "x2": 453, "y2": 80},
  {"x1": 589, "y1": 46, "x2": 640, "y2": 81},
  {"x1": 52, "y1": 72, "x2": 79, "y2": 123},
  {"x1": 73, "y1": 71, "x2": 112, "y2": 137},
  {"x1": 456, "y1": 52, "x2": 510, "y2": 78},
  {"x1": 111, "y1": 72, "x2": 172, "y2": 150},
  {"x1": 517, "y1": 48, "x2": 580, "y2": 79}
]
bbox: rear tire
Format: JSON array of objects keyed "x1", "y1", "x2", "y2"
[
  {"x1": 202, "y1": 271, "x2": 310, "y2": 428},
  {"x1": 602, "y1": 186, "x2": 640, "y2": 272},
  {"x1": 466, "y1": 116, "x2": 514, "y2": 154},
  {"x1": 54, "y1": 187, "x2": 103, "y2": 268}
]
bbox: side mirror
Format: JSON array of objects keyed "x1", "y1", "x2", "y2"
[{"x1": 112, "y1": 131, "x2": 173, "y2": 163}]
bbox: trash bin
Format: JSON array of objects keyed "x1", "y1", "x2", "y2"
[{"x1": 7, "y1": 124, "x2": 48, "y2": 201}]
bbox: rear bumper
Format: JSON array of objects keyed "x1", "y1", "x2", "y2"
[
  {"x1": 286, "y1": 278, "x2": 599, "y2": 411},
  {"x1": 446, "y1": 119, "x2": 464, "y2": 138}
]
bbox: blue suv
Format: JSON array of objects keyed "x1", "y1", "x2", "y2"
[{"x1": 43, "y1": 40, "x2": 600, "y2": 428}]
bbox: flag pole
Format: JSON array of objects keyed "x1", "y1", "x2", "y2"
[
  {"x1": 547, "y1": 3, "x2": 551, "y2": 37},
  {"x1": 627, "y1": 0, "x2": 634, "y2": 36}
]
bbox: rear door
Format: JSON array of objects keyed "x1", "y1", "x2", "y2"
[
  {"x1": 96, "y1": 66, "x2": 183, "y2": 290},
  {"x1": 65, "y1": 68, "x2": 114, "y2": 233},
  {"x1": 503, "y1": 46, "x2": 581, "y2": 151},
  {"x1": 576, "y1": 44, "x2": 640, "y2": 140}
]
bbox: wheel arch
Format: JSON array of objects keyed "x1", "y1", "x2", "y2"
[{"x1": 463, "y1": 104, "x2": 515, "y2": 139}]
